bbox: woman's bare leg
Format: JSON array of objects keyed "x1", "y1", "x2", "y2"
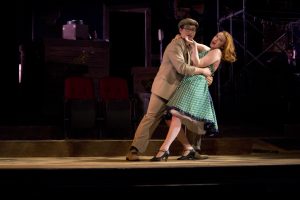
[
  {"x1": 164, "y1": 119, "x2": 194, "y2": 154},
  {"x1": 155, "y1": 116, "x2": 182, "y2": 157}
]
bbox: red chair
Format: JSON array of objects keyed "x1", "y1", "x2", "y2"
[
  {"x1": 64, "y1": 76, "x2": 97, "y2": 138},
  {"x1": 97, "y1": 76, "x2": 134, "y2": 138}
]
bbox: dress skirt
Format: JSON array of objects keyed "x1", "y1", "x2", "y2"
[{"x1": 166, "y1": 74, "x2": 218, "y2": 135}]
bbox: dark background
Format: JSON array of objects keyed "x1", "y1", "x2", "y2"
[{"x1": 4, "y1": 0, "x2": 300, "y2": 139}]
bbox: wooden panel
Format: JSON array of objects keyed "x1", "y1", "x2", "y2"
[
  {"x1": 131, "y1": 67, "x2": 158, "y2": 93},
  {"x1": 44, "y1": 39, "x2": 110, "y2": 78}
]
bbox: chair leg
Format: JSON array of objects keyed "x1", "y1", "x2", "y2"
[{"x1": 63, "y1": 101, "x2": 69, "y2": 139}]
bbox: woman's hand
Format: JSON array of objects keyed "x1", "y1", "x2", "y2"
[
  {"x1": 200, "y1": 68, "x2": 212, "y2": 77},
  {"x1": 184, "y1": 36, "x2": 196, "y2": 46}
]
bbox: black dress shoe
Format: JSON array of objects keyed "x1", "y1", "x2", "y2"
[{"x1": 177, "y1": 149, "x2": 196, "y2": 160}]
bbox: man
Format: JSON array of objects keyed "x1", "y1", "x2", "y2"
[{"x1": 126, "y1": 18, "x2": 212, "y2": 161}]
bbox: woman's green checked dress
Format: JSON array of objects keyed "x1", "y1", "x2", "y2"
[{"x1": 166, "y1": 51, "x2": 218, "y2": 135}]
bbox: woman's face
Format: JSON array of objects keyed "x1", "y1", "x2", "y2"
[
  {"x1": 210, "y1": 32, "x2": 226, "y2": 49},
  {"x1": 179, "y1": 25, "x2": 197, "y2": 41}
]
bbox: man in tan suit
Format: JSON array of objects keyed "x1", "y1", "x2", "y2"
[{"x1": 126, "y1": 18, "x2": 212, "y2": 161}]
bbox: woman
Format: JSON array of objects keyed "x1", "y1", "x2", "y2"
[{"x1": 150, "y1": 31, "x2": 237, "y2": 161}]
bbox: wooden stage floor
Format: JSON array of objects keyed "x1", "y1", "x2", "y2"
[
  {"x1": 0, "y1": 154, "x2": 300, "y2": 169},
  {"x1": 0, "y1": 154, "x2": 300, "y2": 197},
  {"x1": 0, "y1": 137, "x2": 299, "y2": 196}
]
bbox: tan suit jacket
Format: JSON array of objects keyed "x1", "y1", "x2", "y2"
[{"x1": 151, "y1": 38, "x2": 196, "y2": 100}]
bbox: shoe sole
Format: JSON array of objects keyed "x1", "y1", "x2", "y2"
[
  {"x1": 194, "y1": 155, "x2": 209, "y2": 160},
  {"x1": 126, "y1": 157, "x2": 140, "y2": 161}
]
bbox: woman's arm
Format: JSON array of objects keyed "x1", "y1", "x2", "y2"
[
  {"x1": 191, "y1": 41, "x2": 200, "y2": 67},
  {"x1": 185, "y1": 37, "x2": 214, "y2": 68},
  {"x1": 185, "y1": 38, "x2": 221, "y2": 68},
  {"x1": 184, "y1": 37, "x2": 210, "y2": 52},
  {"x1": 196, "y1": 49, "x2": 222, "y2": 68},
  {"x1": 196, "y1": 43, "x2": 210, "y2": 52},
  {"x1": 190, "y1": 41, "x2": 220, "y2": 68}
]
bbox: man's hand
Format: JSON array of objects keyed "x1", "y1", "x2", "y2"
[
  {"x1": 206, "y1": 76, "x2": 213, "y2": 86},
  {"x1": 201, "y1": 68, "x2": 212, "y2": 77},
  {"x1": 194, "y1": 67, "x2": 211, "y2": 77}
]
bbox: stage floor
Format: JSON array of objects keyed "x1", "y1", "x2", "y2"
[
  {"x1": 0, "y1": 153, "x2": 300, "y2": 169},
  {"x1": 1, "y1": 155, "x2": 300, "y2": 196},
  {"x1": 1, "y1": 138, "x2": 299, "y2": 196}
]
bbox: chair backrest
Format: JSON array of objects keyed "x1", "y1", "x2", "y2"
[
  {"x1": 64, "y1": 76, "x2": 95, "y2": 100},
  {"x1": 98, "y1": 76, "x2": 129, "y2": 102}
]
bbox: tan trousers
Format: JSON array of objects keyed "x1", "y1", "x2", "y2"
[
  {"x1": 131, "y1": 93, "x2": 166, "y2": 153},
  {"x1": 186, "y1": 127, "x2": 205, "y2": 151}
]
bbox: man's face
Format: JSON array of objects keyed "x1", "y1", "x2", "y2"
[{"x1": 179, "y1": 25, "x2": 197, "y2": 40}]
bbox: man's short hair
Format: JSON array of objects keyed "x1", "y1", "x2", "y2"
[{"x1": 178, "y1": 18, "x2": 199, "y2": 30}]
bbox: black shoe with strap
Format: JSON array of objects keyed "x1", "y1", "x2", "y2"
[{"x1": 150, "y1": 150, "x2": 170, "y2": 162}]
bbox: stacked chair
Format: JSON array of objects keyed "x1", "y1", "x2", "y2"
[
  {"x1": 97, "y1": 76, "x2": 135, "y2": 139},
  {"x1": 63, "y1": 76, "x2": 97, "y2": 138}
]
